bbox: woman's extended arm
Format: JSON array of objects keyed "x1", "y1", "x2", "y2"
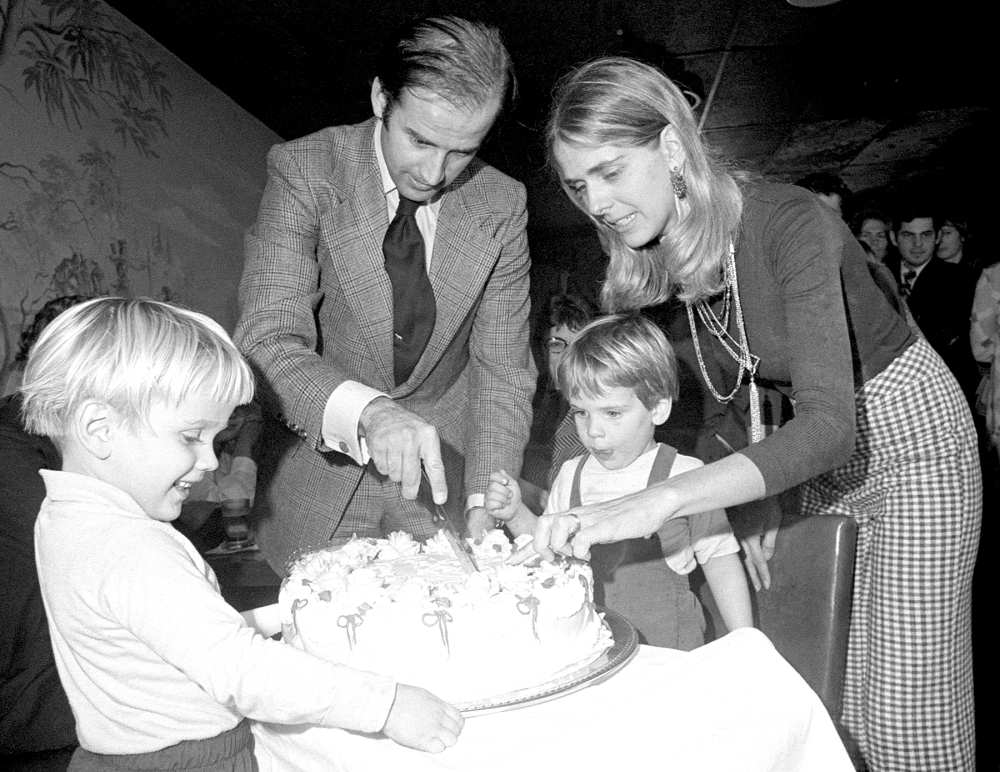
[{"x1": 521, "y1": 451, "x2": 765, "y2": 561}]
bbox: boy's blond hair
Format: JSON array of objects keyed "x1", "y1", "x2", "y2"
[
  {"x1": 21, "y1": 297, "x2": 254, "y2": 440},
  {"x1": 557, "y1": 313, "x2": 678, "y2": 409}
]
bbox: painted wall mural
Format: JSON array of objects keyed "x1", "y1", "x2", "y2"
[{"x1": 0, "y1": 0, "x2": 280, "y2": 392}]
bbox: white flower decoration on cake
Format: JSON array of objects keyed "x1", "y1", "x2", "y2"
[{"x1": 381, "y1": 531, "x2": 421, "y2": 559}]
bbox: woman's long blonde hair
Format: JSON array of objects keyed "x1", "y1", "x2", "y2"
[{"x1": 546, "y1": 56, "x2": 744, "y2": 308}]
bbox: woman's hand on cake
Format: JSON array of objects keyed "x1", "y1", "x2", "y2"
[
  {"x1": 513, "y1": 511, "x2": 589, "y2": 563},
  {"x1": 520, "y1": 486, "x2": 678, "y2": 562},
  {"x1": 383, "y1": 684, "x2": 464, "y2": 752}
]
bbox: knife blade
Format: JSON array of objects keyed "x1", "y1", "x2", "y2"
[{"x1": 420, "y1": 469, "x2": 480, "y2": 573}]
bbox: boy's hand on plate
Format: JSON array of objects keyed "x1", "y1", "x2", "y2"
[{"x1": 383, "y1": 684, "x2": 464, "y2": 753}]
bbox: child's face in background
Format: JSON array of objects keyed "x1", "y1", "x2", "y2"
[
  {"x1": 546, "y1": 324, "x2": 584, "y2": 385},
  {"x1": 569, "y1": 385, "x2": 670, "y2": 470},
  {"x1": 105, "y1": 394, "x2": 236, "y2": 522}
]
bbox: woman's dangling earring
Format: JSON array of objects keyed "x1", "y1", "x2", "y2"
[{"x1": 670, "y1": 166, "x2": 688, "y2": 200}]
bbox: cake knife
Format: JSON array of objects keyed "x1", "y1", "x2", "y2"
[{"x1": 420, "y1": 469, "x2": 481, "y2": 573}]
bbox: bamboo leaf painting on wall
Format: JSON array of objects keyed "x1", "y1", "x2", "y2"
[{"x1": 0, "y1": 0, "x2": 178, "y2": 390}]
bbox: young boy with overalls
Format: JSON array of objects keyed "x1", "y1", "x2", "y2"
[{"x1": 488, "y1": 313, "x2": 752, "y2": 646}]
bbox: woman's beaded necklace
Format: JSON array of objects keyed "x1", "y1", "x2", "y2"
[{"x1": 685, "y1": 241, "x2": 764, "y2": 444}]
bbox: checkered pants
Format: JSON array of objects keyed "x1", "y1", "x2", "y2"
[{"x1": 802, "y1": 338, "x2": 981, "y2": 771}]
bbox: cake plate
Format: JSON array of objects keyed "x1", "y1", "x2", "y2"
[{"x1": 455, "y1": 608, "x2": 640, "y2": 717}]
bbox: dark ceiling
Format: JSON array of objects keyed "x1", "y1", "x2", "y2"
[{"x1": 105, "y1": 0, "x2": 995, "y2": 229}]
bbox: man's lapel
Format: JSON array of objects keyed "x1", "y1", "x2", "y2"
[
  {"x1": 419, "y1": 180, "x2": 499, "y2": 370},
  {"x1": 318, "y1": 125, "x2": 396, "y2": 387},
  {"x1": 909, "y1": 260, "x2": 937, "y2": 304},
  {"x1": 314, "y1": 137, "x2": 504, "y2": 390}
]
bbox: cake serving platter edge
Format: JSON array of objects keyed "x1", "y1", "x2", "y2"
[{"x1": 455, "y1": 607, "x2": 640, "y2": 717}]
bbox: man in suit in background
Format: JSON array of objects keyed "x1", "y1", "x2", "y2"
[
  {"x1": 890, "y1": 203, "x2": 978, "y2": 406},
  {"x1": 236, "y1": 15, "x2": 536, "y2": 571}
]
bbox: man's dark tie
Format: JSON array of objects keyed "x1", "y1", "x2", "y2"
[
  {"x1": 900, "y1": 267, "x2": 917, "y2": 297},
  {"x1": 383, "y1": 196, "x2": 436, "y2": 385}
]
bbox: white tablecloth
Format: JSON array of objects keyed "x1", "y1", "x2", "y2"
[{"x1": 253, "y1": 627, "x2": 853, "y2": 771}]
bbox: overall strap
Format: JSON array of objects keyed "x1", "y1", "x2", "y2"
[
  {"x1": 569, "y1": 455, "x2": 588, "y2": 509},
  {"x1": 645, "y1": 443, "x2": 677, "y2": 486}
]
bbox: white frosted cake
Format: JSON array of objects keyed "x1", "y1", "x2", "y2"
[{"x1": 279, "y1": 529, "x2": 614, "y2": 706}]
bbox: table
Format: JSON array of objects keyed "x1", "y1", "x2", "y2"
[
  {"x1": 252, "y1": 627, "x2": 853, "y2": 771},
  {"x1": 206, "y1": 547, "x2": 281, "y2": 612}
]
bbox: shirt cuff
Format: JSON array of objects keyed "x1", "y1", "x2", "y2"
[
  {"x1": 465, "y1": 494, "x2": 485, "y2": 512},
  {"x1": 317, "y1": 667, "x2": 398, "y2": 734},
  {"x1": 322, "y1": 381, "x2": 387, "y2": 464}
]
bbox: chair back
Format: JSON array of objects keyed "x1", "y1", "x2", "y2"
[{"x1": 695, "y1": 512, "x2": 857, "y2": 720}]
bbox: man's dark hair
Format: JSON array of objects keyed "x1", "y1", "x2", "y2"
[
  {"x1": 938, "y1": 211, "x2": 969, "y2": 239},
  {"x1": 548, "y1": 293, "x2": 597, "y2": 332},
  {"x1": 375, "y1": 15, "x2": 516, "y2": 118},
  {"x1": 891, "y1": 199, "x2": 939, "y2": 233}
]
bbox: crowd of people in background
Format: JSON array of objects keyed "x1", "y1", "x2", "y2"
[{"x1": 794, "y1": 172, "x2": 995, "y2": 465}]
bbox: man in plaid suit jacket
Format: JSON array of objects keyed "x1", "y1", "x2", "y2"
[{"x1": 235, "y1": 16, "x2": 536, "y2": 571}]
